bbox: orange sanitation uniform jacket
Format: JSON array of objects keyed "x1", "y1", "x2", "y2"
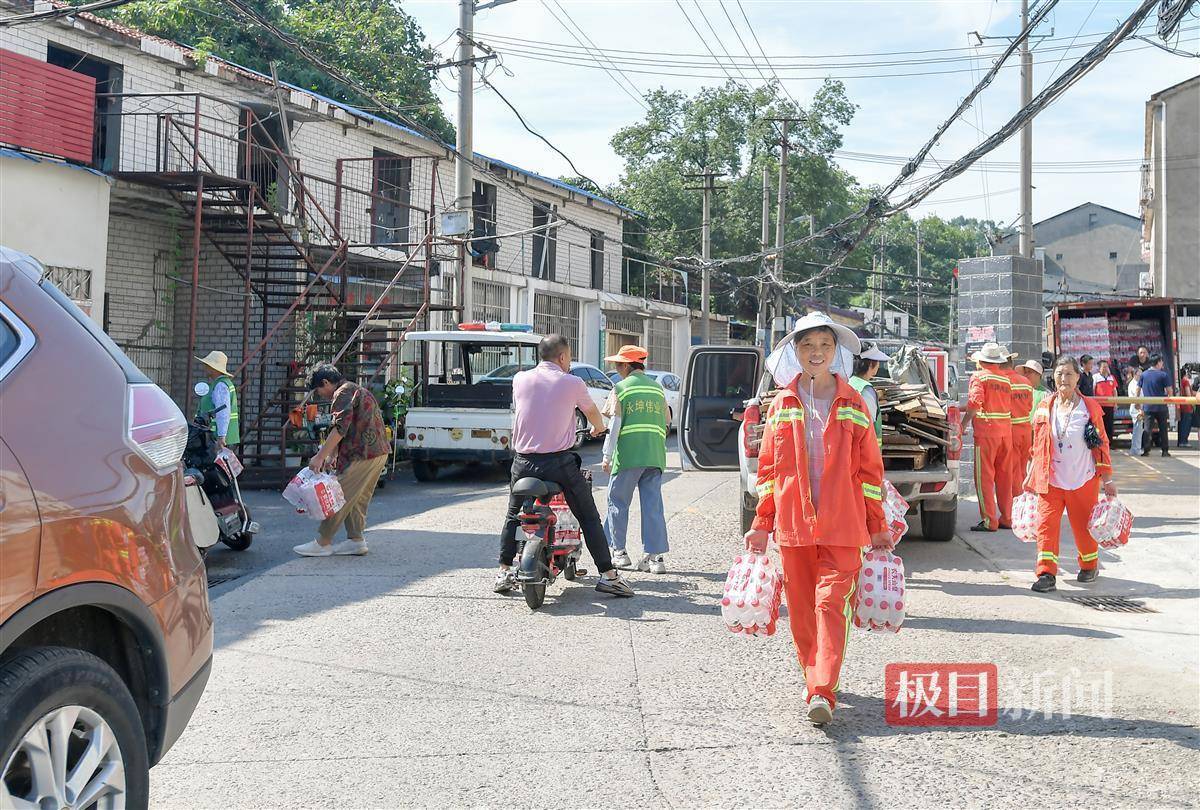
[
  {"x1": 1007, "y1": 369, "x2": 1035, "y2": 489},
  {"x1": 1026, "y1": 394, "x2": 1112, "y2": 576},
  {"x1": 754, "y1": 375, "x2": 886, "y2": 707},
  {"x1": 968, "y1": 363, "x2": 1013, "y2": 529}
]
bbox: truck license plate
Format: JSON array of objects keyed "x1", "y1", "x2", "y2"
[{"x1": 471, "y1": 429, "x2": 492, "y2": 439}]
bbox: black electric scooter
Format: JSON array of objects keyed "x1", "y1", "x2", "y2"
[{"x1": 185, "y1": 381, "x2": 258, "y2": 552}]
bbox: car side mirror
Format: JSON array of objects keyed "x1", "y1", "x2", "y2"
[{"x1": 194, "y1": 381, "x2": 211, "y2": 398}]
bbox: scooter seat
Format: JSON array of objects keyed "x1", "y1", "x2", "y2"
[{"x1": 512, "y1": 477, "x2": 562, "y2": 499}]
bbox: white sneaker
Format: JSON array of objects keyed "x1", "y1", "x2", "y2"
[
  {"x1": 648, "y1": 555, "x2": 667, "y2": 574},
  {"x1": 332, "y1": 539, "x2": 369, "y2": 556},
  {"x1": 611, "y1": 549, "x2": 633, "y2": 569},
  {"x1": 293, "y1": 540, "x2": 334, "y2": 557},
  {"x1": 493, "y1": 568, "x2": 516, "y2": 594},
  {"x1": 807, "y1": 695, "x2": 834, "y2": 725}
]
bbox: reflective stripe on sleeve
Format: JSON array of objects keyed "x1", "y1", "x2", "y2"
[
  {"x1": 861, "y1": 482, "x2": 883, "y2": 501},
  {"x1": 757, "y1": 480, "x2": 776, "y2": 498}
]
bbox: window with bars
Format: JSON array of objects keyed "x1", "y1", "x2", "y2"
[
  {"x1": 533, "y1": 293, "x2": 579, "y2": 352},
  {"x1": 471, "y1": 279, "x2": 511, "y2": 324},
  {"x1": 532, "y1": 202, "x2": 557, "y2": 280},
  {"x1": 646, "y1": 318, "x2": 673, "y2": 372}
]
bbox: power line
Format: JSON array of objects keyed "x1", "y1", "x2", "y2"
[
  {"x1": 691, "y1": 0, "x2": 756, "y2": 86},
  {"x1": 673, "y1": 0, "x2": 740, "y2": 84},
  {"x1": 0, "y1": 0, "x2": 139, "y2": 26},
  {"x1": 719, "y1": 0, "x2": 775, "y2": 90},
  {"x1": 539, "y1": 0, "x2": 648, "y2": 111}
]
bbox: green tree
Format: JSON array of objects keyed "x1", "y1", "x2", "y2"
[
  {"x1": 108, "y1": 0, "x2": 453, "y2": 142},
  {"x1": 606, "y1": 80, "x2": 859, "y2": 321}
]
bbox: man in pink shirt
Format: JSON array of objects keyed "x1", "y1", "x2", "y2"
[{"x1": 495, "y1": 334, "x2": 635, "y2": 597}]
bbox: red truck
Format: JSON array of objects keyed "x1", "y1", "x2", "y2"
[{"x1": 1046, "y1": 297, "x2": 1181, "y2": 438}]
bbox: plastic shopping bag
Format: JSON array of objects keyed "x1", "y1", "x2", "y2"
[
  {"x1": 854, "y1": 550, "x2": 905, "y2": 633},
  {"x1": 215, "y1": 447, "x2": 244, "y2": 478},
  {"x1": 720, "y1": 552, "x2": 784, "y2": 637},
  {"x1": 282, "y1": 468, "x2": 346, "y2": 520},
  {"x1": 882, "y1": 480, "x2": 910, "y2": 546},
  {"x1": 1010, "y1": 492, "x2": 1040, "y2": 543},
  {"x1": 1088, "y1": 494, "x2": 1132, "y2": 549}
]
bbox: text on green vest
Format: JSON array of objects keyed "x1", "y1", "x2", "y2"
[{"x1": 612, "y1": 372, "x2": 668, "y2": 475}]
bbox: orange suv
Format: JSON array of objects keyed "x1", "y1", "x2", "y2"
[{"x1": 0, "y1": 247, "x2": 213, "y2": 807}]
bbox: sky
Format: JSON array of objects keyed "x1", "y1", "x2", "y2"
[{"x1": 403, "y1": 0, "x2": 1198, "y2": 229}]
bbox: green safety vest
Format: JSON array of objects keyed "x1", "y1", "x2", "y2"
[
  {"x1": 198, "y1": 375, "x2": 240, "y2": 445},
  {"x1": 849, "y1": 375, "x2": 883, "y2": 445},
  {"x1": 612, "y1": 371, "x2": 668, "y2": 475},
  {"x1": 1031, "y1": 385, "x2": 1048, "y2": 414}
]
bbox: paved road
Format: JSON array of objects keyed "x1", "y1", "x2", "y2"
[{"x1": 166, "y1": 443, "x2": 1199, "y2": 808}]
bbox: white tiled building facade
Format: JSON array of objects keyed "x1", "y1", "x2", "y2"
[{"x1": 0, "y1": 5, "x2": 692, "y2": 420}]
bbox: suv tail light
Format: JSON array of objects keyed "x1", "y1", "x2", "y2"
[
  {"x1": 946, "y1": 404, "x2": 963, "y2": 461},
  {"x1": 127, "y1": 384, "x2": 188, "y2": 471},
  {"x1": 741, "y1": 403, "x2": 762, "y2": 459}
]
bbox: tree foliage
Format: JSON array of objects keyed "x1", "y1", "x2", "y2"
[
  {"x1": 108, "y1": 0, "x2": 453, "y2": 142},
  {"x1": 601, "y1": 80, "x2": 996, "y2": 343}
]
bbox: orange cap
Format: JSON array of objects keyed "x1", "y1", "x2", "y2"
[{"x1": 604, "y1": 344, "x2": 649, "y2": 364}]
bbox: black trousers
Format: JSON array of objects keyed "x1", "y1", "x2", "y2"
[
  {"x1": 499, "y1": 451, "x2": 613, "y2": 572},
  {"x1": 1145, "y1": 408, "x2": 1170, "y2": 455},
  {"x1": 1101, "y1": 408, "x2": 1115, "y2": 445}
]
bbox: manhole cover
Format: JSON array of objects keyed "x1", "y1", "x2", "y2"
[
  {"x1": 206, "y1": 574, "x2": 241, "y2": 588},
  {"x1": 1066, "y1": 596, "x2": 1156, "y2": 613}
]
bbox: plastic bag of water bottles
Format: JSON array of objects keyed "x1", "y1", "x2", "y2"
[
  {"x1": 1010, "y1": 491, "x2": 1040, "y2": 543},
  {"x1": 1088, "y1": 494, "x2": 1132, "y2": 549},
  {"x1": 854, "y1": 550, "x2": 905, "y2": 633},
  {"x1": 282, "y1": 468, "x2": 346, "y2": 520},
  {"x1": 882, "y1": 480, "x2": 910, "y2": 546},
  {"x1": 548, "y1": 494, "x2": 580, "y2": 543},
  {"x1": 720, "y1": 552, "x2": 783, "y2": 637}
]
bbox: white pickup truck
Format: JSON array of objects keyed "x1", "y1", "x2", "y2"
[
  {"x1": 401, "y1": 329, "x2": 612, "y2": 481},
  {"x1": 678, "y1": 344, "x2": 959, "y2": 542}
]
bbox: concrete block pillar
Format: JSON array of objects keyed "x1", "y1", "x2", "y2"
[{"x1": 955, "y1": 255, "x2": 1044, "y2": 492}]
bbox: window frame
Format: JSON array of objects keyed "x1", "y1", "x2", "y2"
[{"x1": 0, "y1": 302, "x2": 37, "y2": 384}]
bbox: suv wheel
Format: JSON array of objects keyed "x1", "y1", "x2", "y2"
[
  {"x1": 1, "y1": 647, "x2": 149, "y2": 809},
  {"x1": 921, "y1": 501, "x2": 957, "y2": 542}
]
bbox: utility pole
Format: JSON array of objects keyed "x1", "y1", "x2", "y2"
[
  {"x1": 455, "y1": 0, "x2": 475, "y2": 319},
  {"x1": 915, "y1": 219, "x2": 922, "y2": 335},
  {"x1": 877, "y1": 235, "x2": 886, "y2": 339},
  {"x1": 684, "y1": 170, "x2": 724, "y2": 343},
  {"x1": 758, "y1": 164, "x2": 771, "y2": 351},
  {"x1": 447, "y1": 0, "x2": 513, "y2": 321},
  {"x1": 1019, "y1": 0, "x2": 1034, "y2": 259},
  {"x1": 773, "y1": 120, "x2": 789, "y2": 295}
]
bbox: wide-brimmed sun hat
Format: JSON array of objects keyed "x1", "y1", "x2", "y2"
[
  {"x1": 971, "y1": 342, "x2": 1010, "y2": 365},
  {"x1": 195, "y1": 350, "x2": 230, "y2": 375},
  {"x1": 765, "y1": 311, "x2": 861, "y2": 387},
  {"x1": 859, "y1": 342, "x2": 890, "y2": 362},
  {"x1": 604, "y1": 344, "x2": 649, "y2": 364},
  {"x1": 777, "y1": 311, "x2": 862, "y2": 355},
  {"x1": 1020, "y1": 359, "x2": 1044, "y2": 375}
]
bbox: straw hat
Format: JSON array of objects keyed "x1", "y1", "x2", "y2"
[
  {"x1": 195, "y1": 350, "x2": 230, "y2": 375},
  {"x1": 1020, "y1": 359, "x2": 1044, "y2": 375},
  {"x1": 604, "y1": 344, "x2": 648, "y2": 364},
  {"x1": 970, "y1": 342, "x2": 1010, "y2": 365}
]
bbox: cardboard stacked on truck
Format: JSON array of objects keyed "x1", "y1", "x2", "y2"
[{"x1": 875, "y1": 381, "x2": 949, "y2": 470}]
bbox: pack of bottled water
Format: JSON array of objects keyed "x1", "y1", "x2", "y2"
[
  {"x1": 1010, "y1": 492, "x2": 1040, "y2": 543},
  {"x1": 720, "y1": 552, "x2": 783, "y2": 637},
  {"x1": 1088, "y1": 494, "x2": 1132, "y2": 549},
  {"x1": 548, "y1": 494, "x2": 580, "y2": 544},
  {"x1": 854, "y1": 550, "x2": 905, "y2": 633},
  {"x1": 282, "y1": 468, "x2": 345, "y2": 520},
  {"x1": 882, "y1": 479, "x2": 910, "y2": 546}
]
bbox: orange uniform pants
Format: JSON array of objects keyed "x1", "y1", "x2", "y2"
[
  {"x1": 1035, "y1": 477, "x2": 1100, "y2": 576},
  {"x1": 974, "y1": 433, "x2": 1013, "y2": 530},
  {"x1": 780, "y1": 544, "x2": 862, "y2": 708},
  {"x1": 1009, "y1": 429, "x2": 1032, "y2": 493}
]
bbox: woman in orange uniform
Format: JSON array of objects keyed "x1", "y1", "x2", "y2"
[
  {"x1": 1023, "y1": 355, "x2": 1116, "y2": 593},
  {"x1": 744, "y1": 313, "x2": 891, "y2": 726}
]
